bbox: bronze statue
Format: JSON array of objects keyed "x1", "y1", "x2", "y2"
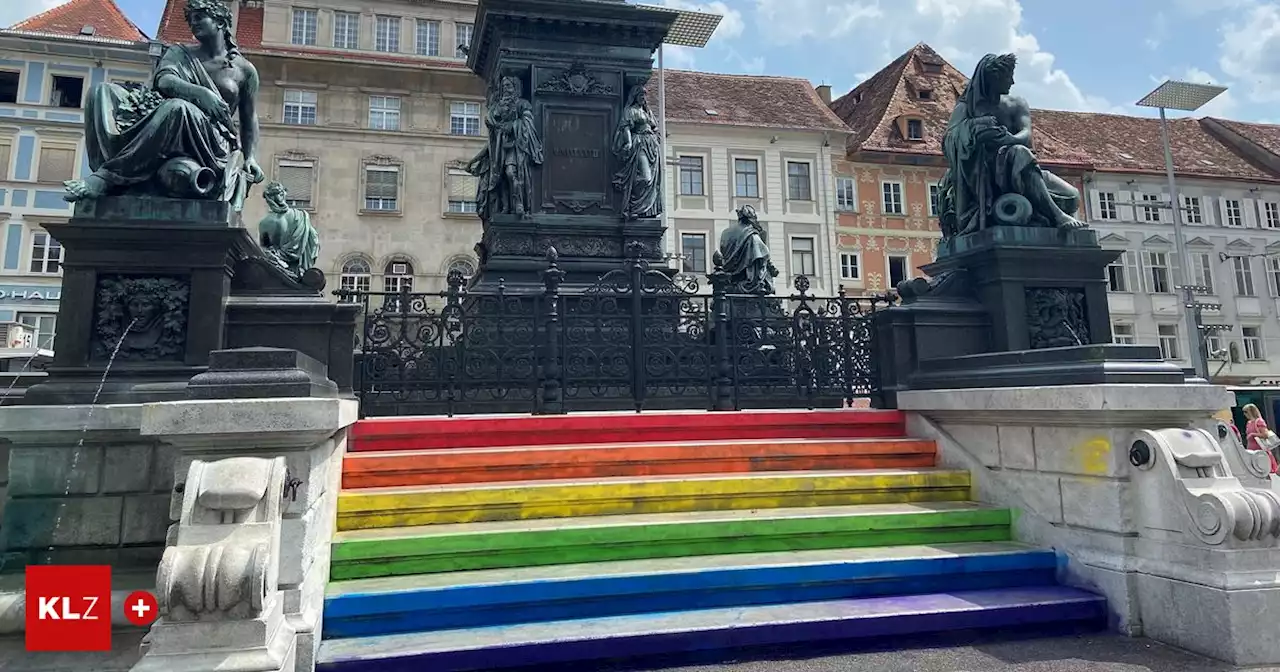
[
  {"x1": 257, "y1": 181, "x2": 319, "y2": 281},
  {"x1": 937, "y1": 53, "x2": 1084, "y2": 240},
  {"x1": 717, "y1": 204, "x2": 778, "y2": 295},
  {"x1": 63, "y1": 0, "x2": 264, "y2": 208},
  {"x1": 612, "y1": 85, "x2": 663, "y2": 221},
  {"x1": 466, "y1": 75, "x2": 544, "y2": 219}
]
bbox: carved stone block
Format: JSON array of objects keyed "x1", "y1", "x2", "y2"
[{"x1": 90, "y1": 275, "x2": 191, "y2": 363}]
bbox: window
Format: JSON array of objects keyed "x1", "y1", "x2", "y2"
[
  {"x1": 1207, "y1": 334, "x2": 1223, "y2": 359},
  {"x1": 734, "y1": 158, "x2": 759, "y2": 198},
  {"x1": 446, "y1": 168, "x2": 478, "y2": 213},
  {"x1": 447, "y1": 257, "x2": 476, "y2": 279},
  {"x1": 1097, "y1": 191, "x2": 1118, "y2": 220},
  {"x1": 375, "y1": 16, "x2": 401, "y2": 53},
  {"x1": 836, "y1": 177, "x2": 856, "y2": 210},
  {"x1": 918, "y1": 89, "x2": 933, "y2": 100},
  {"x1": 455, "y1": 22, "x2": 473, "y2": 58},
  {"x1": 1266, "y1": 202, "x2": 1280, "y2": 229},
  {"x1": 0, "y1": 142, "x2": 9, "y2": 180},
  {"x1": 290, "y1": 8, "x2": 317, "y2": 45},
  {"x1": 839, "y1": 252, "x2": 860, "y2": 280},
  {"x1": 1234, "y1": 256, "x2": 1256, "y2": 296},
  {"x1": 48, "y1": 75, "x2": 83, "y2": 108},
  {"x1": 18, "y1": 313, "x2": 56, "y2": 350},
  {"x1": 1157, "y1": 324, "x2": 1180, "y2": 360},
  {"x1": 449, "y1": 101, "x2": 481, "y2": 136},
  {"x1": 29, "y1": 232, "x2": 62, "y2": 274},
  {"x1": 1192, "y1": 252, "x2": 1215, "y2": 294},
  {"x1": 1144, "y1": 251, "x2": 1171, "y2": 294},
  {"x1": 364, "y1": 166, "x2": 399, "y2": 211},
  {"x1": 680, "y1": 233, "x2": 707, "y2": 274},
  {"x1": 791, "y1": 237, "x2": 816, "y2": 277},
  {"x1": 1224, "y1": 198, "x2": 1244, "y2": 227},
  {"x1": 1139, "y1": 193, "x2": 1161, "y2": 222},
  {"x1": 1243, "y1": 326, "x2": 1265, "y2": 360},
  {"x1": 383, "y1": 260, "x2": 413, "y2": 293},
  {"x1": 888, "y1": 255, "x2": 909, "y2": 288},
  {"x1": 338, "y1": 258, "x2": 371, "y2": 302},
  {"x1": 1111, "y1": 323, "x2": 1136, "y2": 345},
  {"x1": 881, "y1": 181, "x2": 904, "y2": 215},
  {"x1": 368, "y1": 95, "x2": 401, "y2": 131},
  {"x1": 1179, "y1": 195, "x2": 1203, "y2": 225},
  {"x1": 276, "y1": 161, "x2": 314, "y2": 209},
  {"x1": 1269, "y1": 258, "x2": 1280, "y2": 296},
  {"x1": 1106, "y1": 250, "x2": 1137, "y2": 292},
  {"x1": 282, "y1": 90, "x2": 317, "y2": 125},
  {"x1": 333, "y1": 11, "x2": 359, "y2": 49},
  {"x1": 37, "y1": 145, "x2": 75, "y2": 183},
  {"x1": 678, "y1": 156, "x2": 704, "y2": 196},
  {"x1": 416, "y1": 19, "x2": 440, "y2": 56},
  {"x1": 0, "y1": 70, "x2": 17, "y2": 104},
  {"x1": 905, "y1": 118, "x2": 924, "y2": 140},
  {"x1": 928, "y1": 183, "x2": 941, "y2": 217},
  {"x1": 786, "y1": 162, "x2": 812, "y2": 201}
]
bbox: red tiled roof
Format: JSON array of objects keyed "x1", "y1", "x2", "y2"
[
  {"x1": 9, "y1": 0, "x2": 147, "y2": 41},
  {"x1": 1208, "y1": 118, "x2": 1280, "y2": 161},
  {"x1": 1032, "y1": 110, "x2": 1278, "y2": 182},
  {"x1": 648, "y1": 69, "x2": 849, "y2": 133}
]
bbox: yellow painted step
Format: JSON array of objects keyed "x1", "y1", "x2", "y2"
[{"x1": 336, "y1": 469, "x2": 973, "y2": 531}]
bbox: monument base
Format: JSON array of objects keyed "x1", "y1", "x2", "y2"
[{"x1": 911, "y1": 344, "x2": 1189, "y2": 390}]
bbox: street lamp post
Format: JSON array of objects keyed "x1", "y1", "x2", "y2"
[{"x1": 1136, "y1": 80, "x2": 1228, "y2": 381}]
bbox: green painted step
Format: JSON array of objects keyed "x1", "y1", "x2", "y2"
[{"x1": 331, "y1": 501, "x2": 1013, "y2": 581}]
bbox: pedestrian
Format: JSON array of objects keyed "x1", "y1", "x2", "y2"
[{"x1": 1243, "y1": 403, "x2": 1279, "y2": 474}]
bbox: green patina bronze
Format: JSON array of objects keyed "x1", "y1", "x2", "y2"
[
  {"x1": 258, "y1": 181, "x2": 319, "y2": 281},
  {"x1": 937, "y1": 53, "x2": 1085, "y2": 243},
  {"x1": 716, "y1": 204, "x2": 779, "y2": 296},
  {"x1": 63, "y1": 0, "x2": 264, "y2": 209}
]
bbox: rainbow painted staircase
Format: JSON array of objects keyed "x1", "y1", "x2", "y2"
[{"x1": 315, "y1": 409, "x2": 1106, "y2": 671}]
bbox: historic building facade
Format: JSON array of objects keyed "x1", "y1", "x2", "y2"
[
  {"x1": 659, "y1": 70, "x2": 850, "y2": 294},
  {"x1": 0, "y1": 0, "x2": 151, "y2": 351}
]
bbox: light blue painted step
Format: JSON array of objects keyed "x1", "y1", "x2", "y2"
[{"x1": 323, "y1": 542, "x2": 1060, "y2": 638}]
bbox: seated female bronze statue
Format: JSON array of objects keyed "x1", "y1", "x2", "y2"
[{"x1": 63, "y1": 0, "x2": 264, "y2": 206}]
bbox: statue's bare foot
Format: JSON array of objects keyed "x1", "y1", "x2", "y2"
[
  {"x1": 63, "y1": 175, "x2": 107, "y2": 202},
  {"x1": 1056, "y1": 214, "x2": 1087, "y2": 230}
]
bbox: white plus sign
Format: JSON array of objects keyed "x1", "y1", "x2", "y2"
[{"x1": 131, "y1": 599, "x2": 151, "y2": 619}]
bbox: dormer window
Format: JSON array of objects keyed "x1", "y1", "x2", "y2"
[
  {"x1": 906, "y1": 118, "x2": 924, "y2": 141},
  {"x1": 922, "y1": 63, "x2": 943, "y2": 74},
  {"x1": 918, "y1": 89, "x2": 933, "y2": 101}
]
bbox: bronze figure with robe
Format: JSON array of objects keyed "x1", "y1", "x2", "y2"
[
  {"x1": 612, "y1": 85, "x2": 663, "y2": 220},
  {"x1": 258, "y1": 181, "x2": 319, "y2": 281},
  {"x1": 63, "y1": 0, "x2": 264, "y2": 208},
  {"x1": 717, "y1": 204, "x2": 778, "y2": 295},
  {"x1": 937, "y1": 53, "x2": 1084, "y2": 240},
  {"x1": 466, "y1": 76, "x2": 544, "y2": 219}
]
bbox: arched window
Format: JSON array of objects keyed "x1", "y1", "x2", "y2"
[
  {"x1": 338, "y1": 258, "x2": 371, "y2": 302},
  {"x1": 446, "y1": 256, "x2": 477, "y2": 279},
  {"x1": 383, "y1": 259, "x2": 414, "y2": 293}
]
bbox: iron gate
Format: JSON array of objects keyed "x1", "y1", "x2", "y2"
[{"x1": 336, "y1": 248, "x2": 895, "y2": 417}]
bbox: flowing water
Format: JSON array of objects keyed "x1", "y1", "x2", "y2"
[
  {"x1": 0, "y1": 348, "x2": 43, "y2": 406},
  {"x1": 44, "y1": 318, "x2": 138, "y2": 560}
]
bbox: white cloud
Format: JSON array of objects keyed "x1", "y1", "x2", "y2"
[
  {"x1": 752, "y1": 0, "x2": 1116, "y2": 113},
  {"x1": 648, "y1": 0, "x2": 747, "y2": 70},
  {"x1": 0, "y1": 0, "x2": 61, "y2": 29},
  {"x1": 1218, "y1": 1, "x2": 1280, "y2": 103}
]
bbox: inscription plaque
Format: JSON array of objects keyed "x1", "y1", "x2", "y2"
[{"x1": 543, "y1": 109, "x2": 610, "y2": 213}]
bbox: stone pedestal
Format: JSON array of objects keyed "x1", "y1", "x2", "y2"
[
  {"x1": 20, "y1": 197, "x2": 259, "y2": 405},
  {"x1": 140, "y1": 396, "x2": 357, "y2": 672},
  {"x1": 900, "y1": 384, "x2": 1280, "y2": 666}
]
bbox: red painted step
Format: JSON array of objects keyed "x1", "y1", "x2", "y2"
[
  {"x1": 349, "y1": 409, "x2": 908, "y2": 453},
  {"x1": 342, "y1": 438, "x2": 936, "y2": 488}
]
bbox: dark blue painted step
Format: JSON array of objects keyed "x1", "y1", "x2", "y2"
[
  {"x1": 324, "y1": 543, "x2": 1059, "y2": 639},
  {"x1": 316, "y1": 585, "x2": 1107, "y2": 672}
]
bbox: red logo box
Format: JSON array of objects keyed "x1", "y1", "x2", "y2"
[{"x1": 25, "y1": 565, "x2": 112, "y2": 652}]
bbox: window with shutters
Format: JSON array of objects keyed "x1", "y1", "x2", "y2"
[
  {"x1": 364, "y1": 166, "x2": 399, "y2": 212},
  {"x1": 416, "y1": 19, "x2": 440, "y2": 56},
  {"x1": 446, "y1": 168, "x2": 478, "y2": 213},
  {"x1": 333, "y1": 12, "x2": 359, "y2": 49},
  {"x1": 1140, "y1": 193, "x2": 1162, "y2": 222},
  {"x1": 1182, "y1": 195, "x2": 1203, "y2": 224},
  {"x1": 37, "y1": 145, "x2": 76, "y2": 183},
  {"x1": 338, "y1": 258, "x2": 370, "y2": 302},
  {"x1": 375, "y1": 16, "x2": 401, "y2": 53},
  {"x1": 1096, "y1": 191, "x2": 1118, "y2": 220},
  {"x1": 1269, "y1": 258, "x2": 1280, "y2": 296},
  {"x1": 369, "y1": 96, "x2": 401, "y2": 131},
  {"x1": 29, "y1": 231, "x2": 62, "y2": 274},
  {"x1": 1144, "y1": 251, "x2": 1171, "y2": 293},
  {"x1": 1192, "y1": 252, "x2": 1215, "y2": 294},
  {"x1": 1224, "y1": 198, "x2": 1244, "y2": 226},
  {"x1": 275, "y1": 161, "x2": 314, "y2": 209},
  {"x1": 1234, "y1": 256, "x2": 1256, "y2": 296},
  {"x1": 1106, "y1": 250, "x2": 1138, "y2": 292},
  {"x1": 0, "y1": 142, "x2": 11, "y2": 180}
]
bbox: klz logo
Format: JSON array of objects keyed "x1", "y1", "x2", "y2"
[{"x1": 25, "y1": 565, "x2": 112, "y2": 651}]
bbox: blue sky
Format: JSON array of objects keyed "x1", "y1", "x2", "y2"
[{"x1": 3, "y1": 0, "x2": 1278, "y2": 123}]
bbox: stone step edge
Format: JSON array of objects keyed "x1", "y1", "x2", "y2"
[{"x1": 343, "y1": 437, "x2": 935, "y2": 459}]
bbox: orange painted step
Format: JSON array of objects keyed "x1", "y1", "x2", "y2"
[
  {"x1": 342, "y1": 438, "x2": 937, "y2": 488},
  {"x1": 350, "y1": 409, "x2": 907, "y2": 453}
]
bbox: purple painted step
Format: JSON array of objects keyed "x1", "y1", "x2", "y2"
[{"x1": 316, "y1": 586, "x2": 1106, "y2": 672}]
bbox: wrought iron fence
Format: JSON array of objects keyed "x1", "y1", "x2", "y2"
[{"x1": 335, "y1": 248, "x2": 896, "y2": 417}]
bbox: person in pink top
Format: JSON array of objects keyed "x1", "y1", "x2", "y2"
[{"x1": 1243, "y1": 403, "x2": 1279, "y2": 474}]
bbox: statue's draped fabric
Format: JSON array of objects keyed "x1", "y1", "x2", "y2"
[
  {"x1": 260, "y1": 199, "x2": 318, "y2": 277},
  {"x1": 472, "y1": 95, "x2": 543, "y2": 219},
  {"x1": 612, "y1": 96, "x2": 663, "y2": 219},
  {"x1": 84, "y1": 46, "x2": 234, "y2": 191},
  {"x1": 718, "y1": 216, "x2": 775, "y2": 295}
]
